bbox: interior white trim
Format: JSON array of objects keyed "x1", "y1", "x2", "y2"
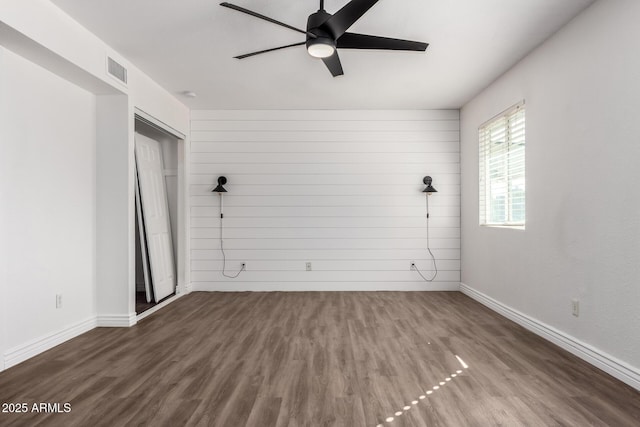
[
  {"x1": 96, "y1": 313, "x2": 137, "y2": 327},
  {"x1": 3, "y1": 316, "x2": 97, "y2": 370},
  {"x1": 134, "y1": 108, "x2": 186, "y2": 140},
  {"x1": 460, "y1": 283, "x2": 640, "y2": 391},
  {"x1": 184, "y1": 282, "x2": 193, "y2": 294}
]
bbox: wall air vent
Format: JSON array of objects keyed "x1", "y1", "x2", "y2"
[{"x1": 107, "y1": 57, "x2": 127, "y2": 85}]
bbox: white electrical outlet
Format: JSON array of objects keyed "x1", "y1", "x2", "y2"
[
  {"x1": 56, "y1": 294, "x2": 62, "y2": 309},
  {"x1": 571, "y1": 299, "x2": 579, "y2": 317},
  {"x1": 306, "y1": 262, "x2": 312, "y2": 271}
]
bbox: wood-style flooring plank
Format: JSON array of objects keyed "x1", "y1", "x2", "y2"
[{"x1": 0, "y1": 291, "x2": 639, "y2": 426}]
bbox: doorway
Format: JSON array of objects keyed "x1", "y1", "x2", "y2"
[{"x1": 134, "y1": 113, "x2": 184, "y2": 316}]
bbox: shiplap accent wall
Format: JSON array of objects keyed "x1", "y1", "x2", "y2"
[{"x1": 189, "y1": 110, "x2": 460, "y2": 291}]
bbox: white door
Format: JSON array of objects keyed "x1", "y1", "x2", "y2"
[
  {"x1": 134, "y1": 133, "x2": 175, "y2": 302},
  {"x1": 134, "y1": 166, "x2": 153, "y2": 303}
]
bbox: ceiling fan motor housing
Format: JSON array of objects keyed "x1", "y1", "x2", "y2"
[{"x1": 306, "y1": 10, "x2": 336, "y2": 56}]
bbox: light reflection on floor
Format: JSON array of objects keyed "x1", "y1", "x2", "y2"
[{"x1": 375, "y1": 355, "x2": 470, "y2": 426}]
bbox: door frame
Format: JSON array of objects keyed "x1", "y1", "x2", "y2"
[{"x1": 133, "y1": 108, "x2": 188, "y2": 318}]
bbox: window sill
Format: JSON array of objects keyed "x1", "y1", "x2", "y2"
[{"x1": 480, "y1": 224, "x2": 525, "y2": 230}]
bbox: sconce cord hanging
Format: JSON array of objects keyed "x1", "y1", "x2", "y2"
[
  {"x1": 219, "y1": 202, "x2": 244, "y2": 279},
  {"x1": 213, "y1": 176, "x2": 245, "y2": 278},
  {"x1": 415, "y1": 176, "x2": 438, "y2": 282}
]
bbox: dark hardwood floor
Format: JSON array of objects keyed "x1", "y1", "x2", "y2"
[{"x1": 1, "y1": 292, "x2": 639, "y2": 426}]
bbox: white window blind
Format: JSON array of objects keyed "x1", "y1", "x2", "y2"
[{"x1": 479, "y1": 102, "x2": 525, "y2": 226}]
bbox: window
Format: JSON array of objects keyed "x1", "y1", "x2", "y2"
[{"x1": 479, "y1": 102, "x2": 525, "y2": 227}]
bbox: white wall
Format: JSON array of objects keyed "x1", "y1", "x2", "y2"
[
  {"x1": 0, "y1": 47, "x2": 97, "y2": 367},
  {"x1": 0, "y1": 48, "x2": 8, "y2": 371},
  {"x1": 460, "y1": 0, "x2": 640, "y2": 388},
  {"x1": 190, "y1": 110, "x2": 460, "y2": 291},
  {"x1": 1, "y1": 0, "x2": 189, "y2": 321},
  {"x1": 0, "y1": 0, "x2": 189, "y2": 366},
  {"x1": 95, "y1": 94, "x2": 131, "y2": 322}
]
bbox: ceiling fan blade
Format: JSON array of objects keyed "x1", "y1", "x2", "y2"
[
  {"x1": 234, "y1": 42, "x2": 306, "y2": 59},
  {"x1": 322, "y1": 0, "x2": 380, "y2": 39},
  {"x1": 220, "y1": 2, "x2": 316, "y2": 38},
  {"x1": 337, "y1": 33, "x2": 428, "y2": 51},
  {"x1": 322, "y1": 51, "x2": 344, "y2": 77}
]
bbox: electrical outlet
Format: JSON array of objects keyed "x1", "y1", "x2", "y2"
[
  {"x1": 410, "y1": 262, "x2": 417, "y2": 270},
  {"x1": 56, "y1": 294, "x2": 62, "y2": 309},
  {"x1": 306, "y1": 262, "x2": 312, "y2": 271},
  {"x1": 571, "y1": 299, "x2": 579, "y2": 317}
]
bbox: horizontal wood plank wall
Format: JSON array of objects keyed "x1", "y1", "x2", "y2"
[{"x1": 189, "y1": 110, "x2": 460, "y2": 291}]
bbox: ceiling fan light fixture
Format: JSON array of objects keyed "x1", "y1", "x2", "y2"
[{"x1": 307, "y1": 37, "x2": 335, "y2": 58}]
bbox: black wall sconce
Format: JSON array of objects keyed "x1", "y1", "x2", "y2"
[
  {"x1": 422, "y1": 176, "x2": 437, "y2": 195},
  {"x1": 212, "y1": 176, "x2": 228, "y2": 193}
]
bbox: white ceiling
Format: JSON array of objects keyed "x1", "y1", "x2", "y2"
[{"x1": 51, "y1": 0, "x2": 595, "y2": 110}]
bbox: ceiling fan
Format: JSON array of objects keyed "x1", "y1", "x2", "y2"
[{"x1": 220, "y1": 0, "x2": 428, "y2": 77}]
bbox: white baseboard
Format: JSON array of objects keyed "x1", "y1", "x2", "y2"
[
  {"x1": 192, "y1": 281, "x2": 460, "y2": 292},
  {"x1": 96, "y1": 313, "x2": 137, "y2": 327},
  {"x1": 3, "y1": 316, "x2": 97, "y2": 370},
  {"x1": 184, "y1": 281, "x2": 193, "y2": 293},
  {"x1": 460, "y1": 283, "x2": 640, "y2": 391}
]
